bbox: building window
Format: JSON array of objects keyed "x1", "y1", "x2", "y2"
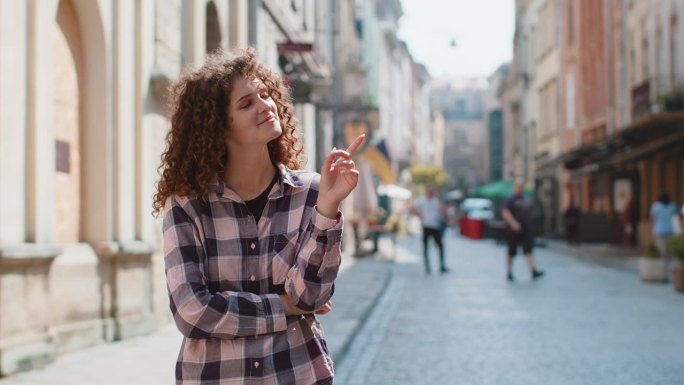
[
  {"x1": 566, "y1": 73, "x2": 575, "y2": 129},
  {"x1": 642, "y1": 37, "x2": 649, "y2": 83},
  {"x1": 671, "y1": 15, "x2": 679, "y2": 84},
  {"x1": 455, "y1": 99, "x2": 466, "y2": 116},
  {"x1": 657, "y1": 27, "x2": 664, "y2": 90},
  {"x1": 630, "y1": 31, "x2": 636, "y2": 85},
  {"x1": 529, "y1": 26, "x2": 536, "y2": 69},
  {"x1": 56, "y1": 140, "x2": 70, "y2": 173},
  {"x1": 206, "y1": 1, "x2": 221, "y2": 53},
  {"x1": 567, "y1": 0, "x2": 574, "y2": 45}
]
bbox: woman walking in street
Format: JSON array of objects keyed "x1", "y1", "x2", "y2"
[{"x1": 153, "y1": 47, "x2": 364, "y2": 384}]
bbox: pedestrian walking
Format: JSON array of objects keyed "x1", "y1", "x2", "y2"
[
  {"x1": 649, "y1": 191, "x2": 679, "y2": 275},
  {"x1": 153, "y1": 48, "x2": 365, "y2": 385},
  {"x1": 501, "y1": 179, "x2": 545, "y2": 282},
  {"x1": 563, "y1": 200, "x2": 581, "y2": 245},
  {"x1": 412, "y1": 186, "x2": 449, "y2": 274}
]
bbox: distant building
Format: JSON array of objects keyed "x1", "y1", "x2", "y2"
[
  {"x1": 431, "y1": 80, "x2": 488, "y2": 190},
  {"x1": 533, "y1": 0, "x2": 562, "y2": 235}
]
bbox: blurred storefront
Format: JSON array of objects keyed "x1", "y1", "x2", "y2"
[{"x1": 562, "y1": 110, "x2": 684, "y2": 246}]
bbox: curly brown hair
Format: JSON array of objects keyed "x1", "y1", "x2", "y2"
[{"x1": 153, "y1": 47, "x2": 303, "y2": 216}]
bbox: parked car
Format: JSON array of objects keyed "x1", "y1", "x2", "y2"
[{"x1": 460, "y1": 198, "x2": 495, "y2": 220}]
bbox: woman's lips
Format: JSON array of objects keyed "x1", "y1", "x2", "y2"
[{"x1": 259, "y1": 115, "x2": 276, "y2": 125}]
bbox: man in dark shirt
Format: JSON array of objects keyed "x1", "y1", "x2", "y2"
[{"x1": 501, "y1": 179, "x2": 545, "y2": 282}]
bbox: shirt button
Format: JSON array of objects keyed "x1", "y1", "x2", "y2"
[
  {"x1": 250, "y1": 275, "x2": 256, "y2": 281},
  {"x1": 254, "y1": 361, "x2": 260, "y2": 368},
  {"x1": 250, "y1": 243, "x2": 256, "y2": 250}
]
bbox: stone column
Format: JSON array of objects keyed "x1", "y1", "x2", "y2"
[
  {"x1": 0, "y1": 244, "x2": 60, "y2": 376},
  {"x1": 95, "y1": 241, "x2": 156, "y2": 341}
]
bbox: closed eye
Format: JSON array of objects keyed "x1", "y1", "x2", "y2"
[{"x1": 237, "y1": 90, "x2": 271, "y2": 110}]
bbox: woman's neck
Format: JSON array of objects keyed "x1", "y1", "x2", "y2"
[{"x1": 224, "y1": 147, "x2": 277, "y2": 200}]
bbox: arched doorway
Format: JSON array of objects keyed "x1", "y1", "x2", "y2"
[
  {"x1": 53, "y1": 0, "x2": 84, "y2": 244},
  {"x1": 206, "y1": 1, "x2": 222, "y2": 53}
]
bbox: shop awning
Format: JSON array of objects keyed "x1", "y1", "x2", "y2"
[
  {"x1": 472, "y1": 180, "x2": 532, "y2": 199},
  {"x1": 562, "y1": 112, "x2": 684, "y2": 170},
  {"x1": 377, "y1": 184, "x2": 412, "y2": 200}
]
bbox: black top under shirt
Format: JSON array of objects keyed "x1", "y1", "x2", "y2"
[{"x1": 244, "y1": 171, "x2": 279, "y2": 224}]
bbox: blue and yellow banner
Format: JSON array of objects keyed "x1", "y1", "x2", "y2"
[{"x1": 343, "y1": 121, "x2": 397, "y2": 185}]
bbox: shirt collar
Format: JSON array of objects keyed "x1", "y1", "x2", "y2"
[
  {"x1": 208, "y1": 163, "x2": 306, "y2": 202},
  {"x1": 277, "y1": 163, "x2": 305, "y2": 190}
]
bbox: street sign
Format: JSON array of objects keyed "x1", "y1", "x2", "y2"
[{"x1": 277, "y1": 42, "x2": 313, "y2": 54}]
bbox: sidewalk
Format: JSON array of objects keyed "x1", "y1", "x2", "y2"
[
  {"x1": 542, "y1": 238, "x2": 642, "y2": 274},
  {"x1": 319, "y1": 255, "x2": 393, "y2": 362},
  {"x1": 0, "y1": 247, "x2": 395, "y2": 385}
]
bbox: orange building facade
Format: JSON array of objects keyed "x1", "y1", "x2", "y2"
[{"x1": 560, "y1": 0, "x2": 684, "y2": 247}]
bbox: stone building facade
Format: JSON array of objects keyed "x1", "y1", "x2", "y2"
[{"x1": 0, "y1": 0, "x2": 337, "y2": 376}]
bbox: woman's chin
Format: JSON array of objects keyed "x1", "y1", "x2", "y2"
[{"x1": 268, "y1": 124, "x2": 283, "y2": 139}]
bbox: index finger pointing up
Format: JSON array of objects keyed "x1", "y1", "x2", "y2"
[{"x1": 346, "y1": 133, "x2": 366, "y2": 154}]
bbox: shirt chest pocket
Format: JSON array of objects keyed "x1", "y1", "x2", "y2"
[{"x1": 270, "y1": 230, "x2": 300, "y2": 284}]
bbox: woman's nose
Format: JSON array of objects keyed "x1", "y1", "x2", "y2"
[{"x1": 256, "y1": 96, "x2": 272, "y2": 112}]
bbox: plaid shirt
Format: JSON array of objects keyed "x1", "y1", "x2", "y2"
[{"x1": 163, "y1": 164, "x2": 343, "y2": 384}]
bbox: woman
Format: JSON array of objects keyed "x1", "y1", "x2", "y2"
[
  {"x1": 650, "y1": 191, "x2": 678, "y2": 272},
  {"x1": 153, "y1": 48, "x2": 364, "y2": 384}
]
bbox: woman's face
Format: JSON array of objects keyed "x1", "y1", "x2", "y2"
[{"x1": 226, "y1": 76, "x2": 282, "y2": 148}]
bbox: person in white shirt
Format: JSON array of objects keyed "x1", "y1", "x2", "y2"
[
  {"x1": 412, "y1": 186, "x2": 449, "y2": 274},
  {"x1": 650, "y1": 191, "x2": 679, "y2": 269}
]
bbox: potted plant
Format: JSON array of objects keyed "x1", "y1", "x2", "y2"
[
  {"x1": 664, "y1": 89, "x2": 684, "y2": 111},
  {"x1": 667, "y1": 234, "x2": 684, "y2": 292},
  {"x1": 639, "y1": 243, "x2": 668, "y2": 282},
  {"x1": 655, "y1": 89, "x2": 684, "y2": 112}
]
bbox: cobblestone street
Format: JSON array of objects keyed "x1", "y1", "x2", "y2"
[{"x1": 335, "y1": 231, "x2": 684, "y2": 385}]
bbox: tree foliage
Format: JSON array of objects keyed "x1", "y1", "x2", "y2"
[{"x1": 409, "y1": 165, "x2": 449, "y2": 189}]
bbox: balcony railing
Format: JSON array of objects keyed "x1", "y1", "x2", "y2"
[{"x1": 631, "y1": 76, "x2": 684, "y2": 120}]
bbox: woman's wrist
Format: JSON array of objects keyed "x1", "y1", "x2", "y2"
[
  {"x1": 280, "y1": 294, "x2": 305, "y2": 316},
  {"x1": 316, "y1": 201, "x2": 340, "y2": 219}
]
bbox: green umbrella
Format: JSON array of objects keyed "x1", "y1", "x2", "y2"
[{"x1": 472, "y1": 180, "x2": 532, "y2": 199}]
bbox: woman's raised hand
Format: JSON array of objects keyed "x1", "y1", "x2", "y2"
[{"x1": 316, "y1": 133, "x2": 366, "y2": 219}]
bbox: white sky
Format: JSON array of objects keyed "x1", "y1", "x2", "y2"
[{"x1": 397, "y1": 0, "x2": 515, "y2": 79}]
